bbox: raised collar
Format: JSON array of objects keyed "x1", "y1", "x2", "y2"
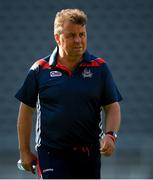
[
  {"x1": 48, "y1": 47, "x2": 58, "y2": 66},
  {"x1": 48, "y1": 47, "x2": 93, "y2": 66}
]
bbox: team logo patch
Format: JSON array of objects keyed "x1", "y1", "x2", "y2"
[
  {"x1": 82, "y1": 68, "x2": 93, "y2": 78},
  {"x1": 43, "y1": 168, "x2": 54, "y2": 173},
  {"x1": 50, "y1": 71, "x2": 62, "y2": 77}
]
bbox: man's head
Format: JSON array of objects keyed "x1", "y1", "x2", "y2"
[
  {"x1": 54, "y1": 9, "x2": 88, "y2": 59},
  {"x1": 54, "y1": 9, "x2": 87, "y2": 35}
]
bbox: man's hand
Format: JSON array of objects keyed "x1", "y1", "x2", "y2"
[
  {"x1": 100, "y1": 135, "x2": 115, "y2": 156},
  {"x1": 20, "y1": 151, "x2": 37, "y2": 174}
]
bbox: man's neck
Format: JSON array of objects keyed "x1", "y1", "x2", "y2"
[{"x1": 57, "y1": 55, "x2": 82, "y2": 71}]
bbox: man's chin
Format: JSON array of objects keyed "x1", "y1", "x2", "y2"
[{"x1": 73, "y1": 49, "x2": 85, "y2": 56}]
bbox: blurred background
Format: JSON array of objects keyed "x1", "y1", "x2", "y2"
[{"x1": 0, "y1": 0, "x2": 153, "y2": 178}]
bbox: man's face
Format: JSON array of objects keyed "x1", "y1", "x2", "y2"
[{"x1": 55, "y1": 21, "x2": 87, "y2": 58}]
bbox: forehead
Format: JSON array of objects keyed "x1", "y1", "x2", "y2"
[{"x1": 62, "y1": 21, "x2": 86, "y2": 33}]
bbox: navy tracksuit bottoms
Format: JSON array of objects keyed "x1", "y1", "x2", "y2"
[{"x1": 37, "y1": 144, "x2": 101, "y2": 179}]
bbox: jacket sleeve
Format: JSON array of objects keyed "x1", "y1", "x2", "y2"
[
  {"x1": 100, "y1": 63, "x2": 123, "y2": 106},
  {"x1": 15, "y1": 68, "x2": 39, "y2": 108}
]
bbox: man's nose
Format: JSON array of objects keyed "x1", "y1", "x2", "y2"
[{"x1": 74, "y1": 36, "x2": 81, "y2": 43}]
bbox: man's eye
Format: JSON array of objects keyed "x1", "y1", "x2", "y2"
[
  {"x1": 66, "y1": 34, "x2": 74, "y2": 38},
  {"x1": 80, "y1": 33, "x2": 85, "y2": 37},
  {"x1": 71, "y1": 34, "x2": 75, "y2": 37},
  {"x1": 80, "y1": 34, "x2": 84, "y2": 37}
]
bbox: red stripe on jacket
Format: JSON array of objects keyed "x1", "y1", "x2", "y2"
[
  {"x1": 80, "y1": 58, "x2": 105, "y2": 67},
  {"x1": 31, "y1": 59, "x2": 50, "y2": 70}
]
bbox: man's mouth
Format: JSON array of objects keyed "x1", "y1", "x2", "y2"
[{"x1": 73, "y1": 47, "x2": 82, "y2": 49}]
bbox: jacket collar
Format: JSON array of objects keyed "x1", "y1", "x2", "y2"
[{"x1": 49, "y1": 47, "x2": 93, "y2": 66}]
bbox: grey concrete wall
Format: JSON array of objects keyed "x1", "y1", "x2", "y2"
[{"x1": 0, "y1": 0, "x2": 153, "y2": 178}]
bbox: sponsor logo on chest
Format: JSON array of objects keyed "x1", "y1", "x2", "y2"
[{"x1": 50, "y1": 71, "x2": 62, "y2": 77}]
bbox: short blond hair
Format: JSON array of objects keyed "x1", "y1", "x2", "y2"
[{"x1": 54, "y1": 9, "x2": 87, "y2": 34}]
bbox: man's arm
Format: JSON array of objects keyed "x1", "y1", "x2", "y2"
[
  {"x1": 17, "y1": 102, "x2": 37, "y2": 173},
  {"x1": 100, "y1": 102, "x2": 121, "y2": 156}
]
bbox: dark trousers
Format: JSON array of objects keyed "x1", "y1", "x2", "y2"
[{"x1": 37, "y1": 144, "x2": 101, "y2": 179}]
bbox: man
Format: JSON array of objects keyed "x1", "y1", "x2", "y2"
[{"x1": 15, "y1": 9, "x2": 122, "y2": 179}]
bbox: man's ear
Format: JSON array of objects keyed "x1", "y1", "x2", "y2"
[{"x1": 54, "y1": 34, "x2": 60, "y2": 45}]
